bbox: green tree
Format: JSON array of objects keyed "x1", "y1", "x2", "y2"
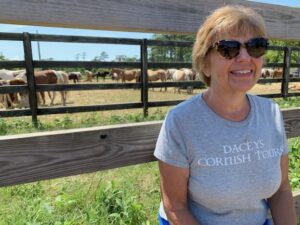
[
  {"x1": 0, "y1": 52, "x2": 6, "y2": 60},
  {"x1": 114, "y1": 55, "x2": 139, "y2": 62},
  {"x1": 93, "y1": 51, "x2": 109, "y2": 61},
  {"x1": 149, "y1": 34, "x2": 195, "y2": 62},
  {"x1": 43, "y1": 57, "x2": 54, "y2": 61},
  {"x1": 149, "y1": 35, "x2": 300, "y2": 65},
  {"x1": 265, "y1": 40, "x2": 300, "y2": 64}
]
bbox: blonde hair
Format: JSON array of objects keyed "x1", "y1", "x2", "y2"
[{"x1": 192, "y1": 5, "x2": 267, "y2": 86}]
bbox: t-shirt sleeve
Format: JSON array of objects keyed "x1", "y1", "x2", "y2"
[{"x1": 154, "y1": 111, "x2": 189, "y2": 168}]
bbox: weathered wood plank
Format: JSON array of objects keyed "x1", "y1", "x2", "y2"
[
  {"x1": 37, "y1": 102, "x2": 143, "y2": 115},
  {"x1": 294, "y1": 190, "x2": 300, "y2": 218},
  {"x1": 282, "y1": 108, "x2": 300, "y2": 138},
  {"x1": 0, "y1": 121, "x2": 161, "y2": 187},
  {"x1": 0, "y1": 0, "x2": 299, "y2": 40},
  {"x1": 0, "y1": 108, "x2": 299, "y2": 188}
]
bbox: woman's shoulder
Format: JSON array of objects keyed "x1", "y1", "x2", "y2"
[
  {"x1": 249, "y1": 94, "x2": 278, "y2": 107},
  {"x1": 248, "y1": 94, "x2": 281, "y2": 114},
  {"x1": 168, "y1": 94, "x2": 202, "y2": 116}
]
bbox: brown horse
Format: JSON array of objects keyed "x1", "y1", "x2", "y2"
[
  {"x1": 0, "y1": 78, "x2": 27, "y2": 108},
  {"x1": 85, "y1": 70, "x2": 94, "y2": 82},
  {"x1": 34, "y1": 70, "x2": 58, "y2": 105},
  {"x1": 273, "y1": 68, "x2": 283, "y2": 78},
  {"x1": 148, "y1": 69, "x2": 167, "y2": 91},
  {"x1": 17, "y1": 70, "x2": 67, "y2": 106},
  {"x1": 111, "y1": 68, "x2": 140, "y2": 83}
]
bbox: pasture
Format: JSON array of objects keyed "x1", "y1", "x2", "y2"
[{"x1": 0, "y1": 76, "x2": 300, "y2": 135}]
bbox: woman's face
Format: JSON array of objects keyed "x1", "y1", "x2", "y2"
[{"x1": 204, "y1": 33, "x2": 264, "y2": 95}]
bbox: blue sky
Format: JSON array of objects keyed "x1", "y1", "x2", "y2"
[{"x1": 0, "y1": 0, "x2": 299, "y2": 61}]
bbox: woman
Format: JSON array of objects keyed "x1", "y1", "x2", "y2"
[{"x1": 154, "y1": 5, "x2": 297, "y2": 225}]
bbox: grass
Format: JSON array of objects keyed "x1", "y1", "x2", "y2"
[
  {"x1": 274, "y1": 96, "x2": 300, "y2": 108},
  {"x1": 0, "y1": 82, "x2": 299, "y2": 224},
  {"x1": 0, "y1": 108, "x2": 169, "y2": 136},
  {"x1": 289, "y1": 138, "x2": 300, "y2": 190},
  {"x1": 0, "y1": 163, "x2": 160, "y2": 225}
]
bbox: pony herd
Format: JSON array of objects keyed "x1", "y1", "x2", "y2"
[
  {"x1": 70, "y1": 68, "x2": 198, "y2": 93},
  {"x1": 0, "y1": 69, "x2": 69, "y2": 109},
  {"x1": 0, "y1": 68, "x2": 199, "y2": 109},
  {"x1": 111, "y1": 68, "x2": 198, "y2": 93},
  {"x1": 261, "y1": 68, "x2": 300, "y2": 79},
  {"x1": 2, "y1": 66, "x2": 291, "y2": 110},
  {"x1": 261, "y1": 68, "x2": 284, "y2": 79}
]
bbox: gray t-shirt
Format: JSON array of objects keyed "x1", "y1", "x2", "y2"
[{"x1": 154, "y1": 93, "x2": 288, "y2": 225}]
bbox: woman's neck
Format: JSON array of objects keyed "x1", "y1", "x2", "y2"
[{"x1": 202, "y1": 89, "x2": 250, "y2": 122}]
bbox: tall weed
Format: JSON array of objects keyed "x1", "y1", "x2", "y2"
[
  {"x1": 95, "y1": 181, "x2": 147, "y2": 225},
  {"x1": 289, "y1": 138, "x2": 300, "y2": 190},
  {"x1": 275, "y1": 96, "x2": 300, "y2": 108}
]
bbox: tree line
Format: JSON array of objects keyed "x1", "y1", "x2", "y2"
[
  {"x1": 91, "y1": 34, "x2": 300, "y2": 65},
  {"x1": 0, "y1": 35, "x2": 299, "y2": 64}
]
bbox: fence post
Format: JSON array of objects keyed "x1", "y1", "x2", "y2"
[
  {"x1": 22, "y1": 32, "x2": 38, "y2": 126},
  {"x1": 281, "y1": 46, "x2": 291, "y2": 99},
  {"x1": 141, "y1": 39, "x2": 148, "y2": 117}
]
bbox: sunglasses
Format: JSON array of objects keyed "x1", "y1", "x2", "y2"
[{"x1": 211, "y1": 37, "x2": 269, "y2": 59}]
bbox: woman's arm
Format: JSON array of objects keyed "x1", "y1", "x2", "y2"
[
  {"x1": 268, "y1": 155, "x2": 297, "y2": 225},
  {"x1": 158, "y1": 160, "x2": 200, "y2": 225}
]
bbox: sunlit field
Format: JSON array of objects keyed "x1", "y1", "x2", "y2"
[{"x1": 1, "y1": 78, "x2": 299, "y2": 133}]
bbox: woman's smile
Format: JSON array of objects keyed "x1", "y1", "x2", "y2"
[{"x1": 229, "y1": 69, "x2": 254, "y2": 77}]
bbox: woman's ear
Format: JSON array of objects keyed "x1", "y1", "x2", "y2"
[
  {"x1": 202, "y1": 54, "x2": 211, "y2": 78},
  {"x1": 203, "y1": 66, "x2": 211, "y2": 78}
]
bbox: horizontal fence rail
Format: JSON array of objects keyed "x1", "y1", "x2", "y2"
[
  {"x1": 0, "y1": 0, "x2": 299, "y2": 40},
  {"x1": 0, "y1": 32, "x2": 299, "y2": 121},
  {"x1": 0, "y1": 108, "x2": 299, "y2": 186}
]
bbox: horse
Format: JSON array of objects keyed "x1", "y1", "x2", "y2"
[
  {"x1": 68, "y1": 72, "x2": 82, "y2": 83},
  {"x1": 56, "y1": 71, "x2": 69, "y2": 106},
  {"x1": 0, "y1": 69, "x2": 25, "y2": 80},
  {"x1": 273, "y1": 68, "x2": 283, "y2": 78},
  {"x1": 96, "y1": 71, "x2": 110, "y2": 82},
  {"x1": 111, "y1": 68, "x2": 140, "y2": 83},
  {"x1": 0, "y1": 78, "x2": 27, "y2": 109},
  {"x1": 85, "y1": 70, "x2": 94, "y2": 82},
  {"x1": 148, "y1": 69, "x2": 167, "y2": 91},
  {"x1": 172, "y1": 68, "x2": 195, "y2": 94},
  {"x1": 16, "y1": 70, "x2": 58, "y2": 105}
]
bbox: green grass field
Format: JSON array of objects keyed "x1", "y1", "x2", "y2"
[
  {"x1": 0, "y1": 162, "x2": 161, "y2": 225},
  {"x1": 0, "y1": 85, "x2": 299, "y2": 225}
]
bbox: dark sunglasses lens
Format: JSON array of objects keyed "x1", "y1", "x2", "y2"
[
  {"x1": 217, "y1": 41, "x2": 240, "y2": 59},
  {"x1": 246, "y1": 38, "x2": 268, "y2": 58}
]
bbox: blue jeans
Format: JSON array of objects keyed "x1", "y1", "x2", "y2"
[
  {"x1": 158, "y1": 213, "x2": 170, "y2": 225},
  {"x1": 158, "y1": 213, "x2": 272, "y2": 225},
  {"x1": 263, "y1": 218, "x2": 272, "y2": 225}
]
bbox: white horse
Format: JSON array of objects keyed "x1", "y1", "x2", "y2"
[{"x1": 0, "y1": 69, "x2": 25, "y2": 80}]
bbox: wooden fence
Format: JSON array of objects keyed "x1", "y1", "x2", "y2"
[{"x1": 0, "y1": 32, "x2": 300, "y2": 124}]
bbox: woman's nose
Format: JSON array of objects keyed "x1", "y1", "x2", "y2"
[{"x1": 236, "y1": 46, "x2": 251, "y2": 62}]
